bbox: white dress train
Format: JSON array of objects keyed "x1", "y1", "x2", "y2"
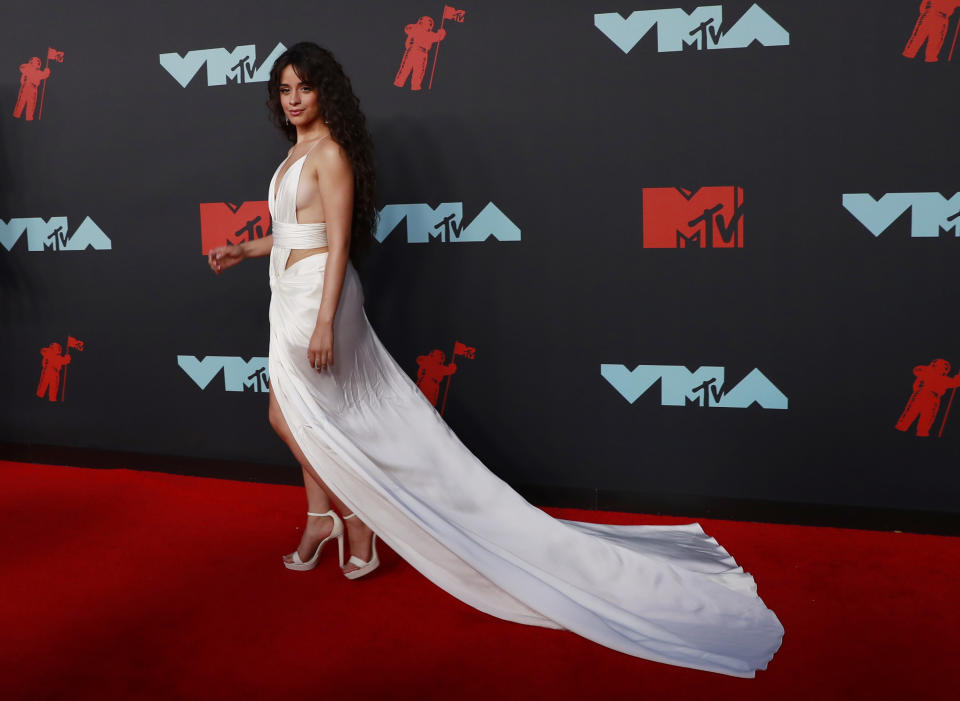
[{"x1": 266, "y1": 153, "x2": 784, "y2": 678}]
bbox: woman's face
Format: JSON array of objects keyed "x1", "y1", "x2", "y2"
[{"x1": 278, "y1": 64, "x2": 321, "y2": 128}]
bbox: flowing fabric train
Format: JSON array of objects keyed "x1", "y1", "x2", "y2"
[{"x1": 265, "y1": 154, "x2": 784, "y2": 677}]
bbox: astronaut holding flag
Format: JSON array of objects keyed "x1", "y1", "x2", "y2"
[
  {"x1": 36, "y1": 335, "x2": 84, "y2": 403},
  {"x1": 13, "y1": 47, "x2": 64, "y2": 121},
  {"x1": 393, "y1": 6, "x2": 465, "y2": 91}
]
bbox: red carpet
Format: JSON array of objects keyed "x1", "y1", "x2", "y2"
[{"x1": 1, "y1": 460, "x2": 956, "y2": 700}]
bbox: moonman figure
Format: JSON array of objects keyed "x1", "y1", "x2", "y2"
[
  {"x1": 394, "y1": 16, "x2": 446, "y2": 91},
  {"x1": 895, "y1": 359, "x2": 960, "y2": 436},
  {"x1": 36, "y1": 342, "x2": 71, "y2": 402},
  {"x1": 13, "y1": 57, "x2": 50, "y2": 121},
  {"x1": 903, "y1": 0, "x2": 960, "y2": 62},
  {"x1": 415, "y1": 349, "x2": 457, "y2": 406}
]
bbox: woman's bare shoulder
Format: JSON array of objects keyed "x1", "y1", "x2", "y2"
[{"x1": 308, "y1": 137, "x2": 351, "y2": 177}]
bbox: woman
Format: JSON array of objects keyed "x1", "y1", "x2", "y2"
[
  {"x1": 209, "y1": 42, "x2": 784, "y2": 677},
  {"x1": 209, "y1": 42, "x2": 379, "y2": 578}
]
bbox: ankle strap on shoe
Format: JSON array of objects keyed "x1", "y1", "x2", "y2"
[
  {"x1": 307, "y1": 510, "x2": 335, "y2": 518},
  {"x1": 343, "y1": 513, "x2": 356, "y2": 520}
]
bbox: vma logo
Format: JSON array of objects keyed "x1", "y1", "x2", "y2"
[
  {"x1": 595, "y1": 3, "x2": 789, "y2": 54},
  {"x1": 160, "y1": 43, "x2": 286, "y2": 87},
  {"x1": 199, "y1": 201, "x2": 271, "y2": 254},
  {"x1": 842, "y1": 193, "x2": 960, "y2": 238},
  {"x1": 643, "y1": 187, "x2": 744, "y2": 248},
  {"x1": 0, "y1": 217, "x2": 111, "y2": 252},
  {"x1": 375, "y1": 203, "x2": 520, "y2": 243},
  {"x1": 601, "y1": 364, "x2": 788, "y2": 409},
  {"x1": 177, "y1": 356, "x2": 269, "y2": 392}
]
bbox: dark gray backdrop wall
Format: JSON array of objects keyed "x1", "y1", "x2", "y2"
[{"x1": 2, "y1": 1, "x2": 959, "y2": 516}]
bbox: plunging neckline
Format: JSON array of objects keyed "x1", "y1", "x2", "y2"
[
  {"x1": 273, "y1": 135, "x2": 330, "y2": 202},
  {"x1": 273, "y1": 153, "x2": 308, "y2": 202}
]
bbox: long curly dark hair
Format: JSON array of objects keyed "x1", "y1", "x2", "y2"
[{"x1": 266, "y1": 42, "x2": 376, "y2": 253}]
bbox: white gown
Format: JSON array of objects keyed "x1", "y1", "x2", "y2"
[{"x1": 266, "y1": 152, "x2": 784, "y2": 678}]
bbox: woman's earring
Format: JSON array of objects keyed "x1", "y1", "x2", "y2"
[{"x1": 285, "y1": 116, "x2": 290, "y2": 125}]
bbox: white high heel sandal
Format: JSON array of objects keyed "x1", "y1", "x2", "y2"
[
  {"x1": 343, "y1": 513, "x2": 379, "y2": 580},
  {"x1": 283, "y1": 509, "x2": 344, "y2": 571}
]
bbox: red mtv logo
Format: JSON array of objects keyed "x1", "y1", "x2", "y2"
[
  {"x1": 642, "y1": 187, "x2": 744, "y2": 248},
  {"x1": 199, "y1": 201, "x2": 271, "y2": 254}
]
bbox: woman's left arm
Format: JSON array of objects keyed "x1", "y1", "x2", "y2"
[{"x1": 308, "y1": 143, "x2": 355, "y2": 372}]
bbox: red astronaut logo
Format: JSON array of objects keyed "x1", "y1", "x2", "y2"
[
  {"x1": 416, "y1": 341, "x2": 475, "y2": 415},
  {"x1": 13, "y1": 47, "x2": 64, "y2": 121},
  {"x1": 394, "y1": 5, "x2": 466, "y2": 91},
  {"x1": 36, "y1": 336, "x2": 84, "y2": 403},
  {"x1": 895, "y1": 358, "x2": 960, "y2": 437},
  {"x1": 199, "y1": 201, "x2": 271, "y2": 254},
  {"x1": 903, "y1": 1, "x2": 960, "y2": 62},
  {"x1": 642, "y1": 187, "x2": 744, "y2": 248}
]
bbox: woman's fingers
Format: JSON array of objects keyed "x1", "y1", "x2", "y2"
[
  {"x1": 207, "y1": 248, "x2": 225, "y2": 274},
  {"x1": 306, "y1": 352, "x2": 333, "y2": 372}
]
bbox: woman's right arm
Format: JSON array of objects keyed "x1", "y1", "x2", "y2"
[{"x1": 207, "y1": 235, "x2": 273, "y2": 274}]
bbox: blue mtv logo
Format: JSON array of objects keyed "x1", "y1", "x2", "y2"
[
  {"x1": 0, "y1": 217, "x2": 111, "y2": 252},
  {"x1": 601, "y1": 364, "x2": 788, "y2": 409},
  {"x1": 374, "y1": 203, "x2": 521, "y2": 243},
  {"x1": 159, "y1": 43, "x2": 286, "y2": 87},
  {"x1": 177, "y1": 356, "x2": 269, "y2": 392},
  {"x1": 842, "y1": 193, "x2": 960, "y2": 238},
  {"x1": 595, "y1": 4, "x2": 789, "y2": 54}
]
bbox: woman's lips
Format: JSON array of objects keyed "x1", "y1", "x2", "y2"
[{"x1": 289, "y1": 110, "x2": 303, "y2": 117}]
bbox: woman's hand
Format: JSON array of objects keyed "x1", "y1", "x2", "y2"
[
  {"x1": 307, "y1": 321, "x2": 334, "y2": 373},
  {"x1": 207, "y1": 244, "x2": 245, "y2": 274}
]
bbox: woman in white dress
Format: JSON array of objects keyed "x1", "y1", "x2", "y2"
[{"x1": 208, "y1": 42, "x2": 784, "y2": 677}]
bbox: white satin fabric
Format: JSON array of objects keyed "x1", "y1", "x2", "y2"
[
  {"x1": 266, "y1": 156, "x2": 784, "y2": 677},
  {"x1": 273, "y1": 220, "x2": 328, "y2": 249}
]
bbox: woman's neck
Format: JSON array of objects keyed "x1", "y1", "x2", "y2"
[{"x1": 295, "y1": 123, "x2": 329, "y2": 145}]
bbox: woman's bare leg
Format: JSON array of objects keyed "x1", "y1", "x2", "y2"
[{"x1": 269, "y1": 388, "x2": 374, "y2": 570}]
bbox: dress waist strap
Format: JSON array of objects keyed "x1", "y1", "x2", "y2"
[{"x1": 273, "y1": 221, "x2": 328, "y2": 249}]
